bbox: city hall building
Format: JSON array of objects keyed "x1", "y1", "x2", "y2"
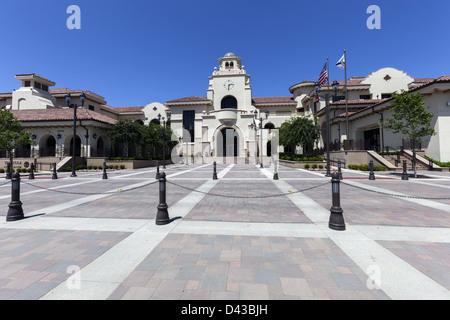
[{"x1": 1, "y1": 52, "x2": 449, "y2": 169}]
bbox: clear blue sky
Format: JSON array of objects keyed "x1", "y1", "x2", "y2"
[{"x1": 1, "y1": 0, "x2": 449, "y2": 107}]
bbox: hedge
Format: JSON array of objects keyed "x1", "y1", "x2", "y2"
[{"x1": 348, "y1": 164, "x2": 387, "y2": 171}]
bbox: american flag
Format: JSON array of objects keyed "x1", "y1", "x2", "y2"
[{"x1": 317, "y1": 62, "x2": 328, "y2": 88}]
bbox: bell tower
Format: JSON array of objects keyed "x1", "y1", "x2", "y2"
[{"x1": 207, "y1": 53, "x2": 252, "y2": 112}]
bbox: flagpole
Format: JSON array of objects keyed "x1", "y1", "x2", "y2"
[{"x1": 344, "y1": 49, "x2": 349, "y2": 150}]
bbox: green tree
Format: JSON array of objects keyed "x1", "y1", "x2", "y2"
[
  {"x1": 109, "y1": 119, "x2": 143, "y2": 157},
  {"x1": 0, "y1": 109, "x2": 34, "y2": 169},
  {"x1": 279, "y1": 116, "x2": 321, "y2": 155},
  {"x1": 381, "y1": 90, "x2": 436, "y2": 177}
]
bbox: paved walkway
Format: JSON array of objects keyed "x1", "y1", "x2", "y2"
[{"x1": 0, "y1": 164, "x2": 449, "y2": 300}]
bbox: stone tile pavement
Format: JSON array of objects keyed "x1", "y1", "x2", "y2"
[{"x1": 0, "y1": 163, "x2": 449, "y2": 301}]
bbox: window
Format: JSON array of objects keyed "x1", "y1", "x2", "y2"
[
  {"x1": 24, "y1": 81, "x2": 31, "y2": 87},
  {"x1": 360, "y1": 94, "x2": 372, "y2": 100},
  {"x1": 88, "y1": 105, "x2": 95, "y2": 111},
  {"x1": 333, "y1": 96, "x2": 345, "y2": 102},
  {"x1": 42, "y1": 85, "x2": 49, "y2": 92},
  {"x1": 381, "y1": 93, "x2": 392, "y2": 99},
  {"x1": 183, "y1": 110, "x2": 195, "y2": 142},
  {"x1": 34, "y1": 82, "x2": 41, "y2": 89},
  {"x1": 221, "y1": 96, "x2": 238, "y2": 109}
]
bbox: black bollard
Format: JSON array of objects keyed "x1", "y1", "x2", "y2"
[
  {"x1": 6, "y1": 162, "x2": 11, "y2": 180},
  {"x1": 338, "y1": 160, "x2": 343, "y2": 180},
  {"x1": 156, "y1": 172, "x2": 170, "y2": 225},
  {"x1": 155, "y1": 161, "x2": 160, "y2": 180},
  {"x1": 273, "y1": 160, "x2": 279, "y2": 180},
  {"x1": 401, "y1": 160, "x2": 409, "y2": 181},
  {"x1": 102, "y1": 162, "x2": 108, "y2": 180},
  {"x1": 369, "y1": 160, "x2": 376, "y2": 180},
  {"x1": 29, "y1": 163, "x2": 35, "y2": 180},
  {"x1": 329, "y1": 172, "x2": 346, "y2": 231},
  {"x1": 52, "y1": 163, "x2": 58, "y2": 180},
  {"x1": 6, "y1": 172, "x2": 24, "y2": 222},
  {"x1": 213, "y1": 161, "x2": 218, "y2": 180}
]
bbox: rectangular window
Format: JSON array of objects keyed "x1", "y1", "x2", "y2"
[
  {"x1": 183, "y1": 110, "x2": 195, "y2": 142},
  {"x1": 24, "y1": 81, "x2": 31, "y2": 87},
  {"x1": 88, "y1": 105, "x2": 95, "y2": 111},
  {"x1": 34, "y1": 82, "x2": 41, "y2": 89},
  {"x1": 360, "y1": 94, "x2": 372, "y2": 100},
  {"x1": 381, "y1": 93, "x2": 392, "y2": 99},
  {"x1": 42, "y1": 85, "x2": 49, "y2": 92}
]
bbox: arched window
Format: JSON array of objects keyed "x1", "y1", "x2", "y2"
[{"x1": 221, "y1": 96, "x2": 238, "y2": 109}]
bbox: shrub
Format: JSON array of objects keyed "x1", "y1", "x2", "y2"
[
  {"x1": 114, "y1": 165, "x2": 119, "y2": 169},
  {"x1": 304, "y1": 164, "x2": 310, "y2": 169},
  {"x1": 120, "y1": 165, "x2": 125, "y2": 170},
  {"x1": 0, "y1": 168, "x2": 4, "y2": 173},
  {"x1": 318, "y1": 165, "x2": 323, "y2": 169},
  {"x1": 88, "y1": 165, "x2": 93, "y2": 170},
  {"x1": 311, "y1": 164, "x2": 318, "y2": 169}
]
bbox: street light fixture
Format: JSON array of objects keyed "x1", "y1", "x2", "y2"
[
  {"x1": 314, "y1": 80, "x2": 339, "y2": 177},
  {"x1": 254, "y1": 110, "x2": 269, "y2": 168},
  {"x1": 65, "y1": 92, "x2": 86, "y2": 177},
  {"x1": 158, "y1": 113, "x2": 171, "y2": 169}
]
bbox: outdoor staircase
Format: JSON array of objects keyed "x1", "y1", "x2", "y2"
[
  {"x1": 378, "y1": 150, "x2": 432, "y2": 171},
  {"x1": 56, "y1": 157, "x2": 72, "y2": 171}
]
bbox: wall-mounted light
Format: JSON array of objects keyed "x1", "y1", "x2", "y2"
[{"x1": 57, "y1": 133, "x2": 62, "y2": 140}]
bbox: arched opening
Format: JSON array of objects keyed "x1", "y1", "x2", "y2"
[
  {"x1": 218, "y1": 128, "x2": 239, "y2": 157},
  {"x1": 97, "y1": 137, "x2": 105, "y2": 157},
  {"x1": 221, "y1": 96, "x2": 238, "y2": 109},
  {"x1": 70, "y1": 136, "x2": 82, "y2": 157},
  {"x1": 135, "y1": 119, "x2": 144, "y2": 125},
  {"x1": 40, "y1": 135, "x2": 56, "y2": 157}
]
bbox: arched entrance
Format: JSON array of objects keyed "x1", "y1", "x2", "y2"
[
  {"x1": 97, "y1": 136, "x2": 105, "y2": 157},
  {"x1": 69, "y1": 136, "x2": 82, "y2": 157},
  {"x1": 39, "y1": 135, "x2": 56, "y2": 157},
  {"x1": 217, "y1": 127, "x2": 239, "y2": 157}
]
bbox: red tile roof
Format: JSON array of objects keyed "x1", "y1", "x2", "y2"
[
  {"x1": 166, "y1": 96, "x2": 211, "y2": 103},
  {"x1": 114, "y1": 106, "x2": 145, "y2": 113},
  {"x1": 252, "y1": 97, "x2": 296, "y2": 104},
  {"x1": 11, "y1": 108, "x2": 117, "y2": 125}
]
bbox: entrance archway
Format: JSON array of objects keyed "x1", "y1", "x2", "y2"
[
  {"x1": 39, "y1": 135, "x2": 56, "y2": 157},
  {"x1": 217, "y1": 128, "x2": 239, "y2": 157},
  {"x1": 97, "y1": 137, "x2": 105, "y2": 157},
  {"x1": 69, "y1": 136, "x2": 82, "y2": 157}
]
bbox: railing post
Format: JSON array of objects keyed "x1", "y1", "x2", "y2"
[
  {"x1": 329, "y1": 172, "x2": 346, "y2": 231},
  {"x1": 6, "y1": 162, "x2": 11, "y2": 180},
  {"x1": 29, "y1": 163, "x2": 35, "y2": 180},
  {"x1": 156, "y1": 172, "x2": 170, "y2": 225},
  {"x1": 338, "y1": 160, "x2": 343, "y2": 180},
  {"x1": 369, "y1": 160, "x2": 376, "y2": 180},
  {"x1": 273, "y1": 160, "x2": 279, "y2": 180},
  {"x1": 213, "y1": 161, "x2": 218, "y2": 180},
  {"x1": 102, "y1": 162, "x2": 108, "y2": 180},
  {"x1": 402, "y1": 160, "x2": 409, "y2": 180},
  {"x1": 6, "y1": 172, "x2": 24, "y2": 222},
  {"x1": 52, "y1": 163, "x2": 58, "y2": 180},
  {"x1": 155, "y1": 161, "x2": 160, "y2": 180}
]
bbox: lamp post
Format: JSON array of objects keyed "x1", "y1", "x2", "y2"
[
  {"x1": 250, "y1": 119, "x2": 258, "y2": 165},
  {"x1": 65, "y1": 92, "x2": 86, "y2": 177},
  {"x1": 254, "y1": 110, "x2": 269, "y2": 168},
  {"x1": 314, "y1": 81, "x2": 339, "y2": 177},
  {"x1": 158, "y1": 113, "x2": 171, "y2": 169}
]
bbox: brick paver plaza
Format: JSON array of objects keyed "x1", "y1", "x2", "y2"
[{"x1": 0, "y1": 163, "x2": 449, "y2": 300}]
